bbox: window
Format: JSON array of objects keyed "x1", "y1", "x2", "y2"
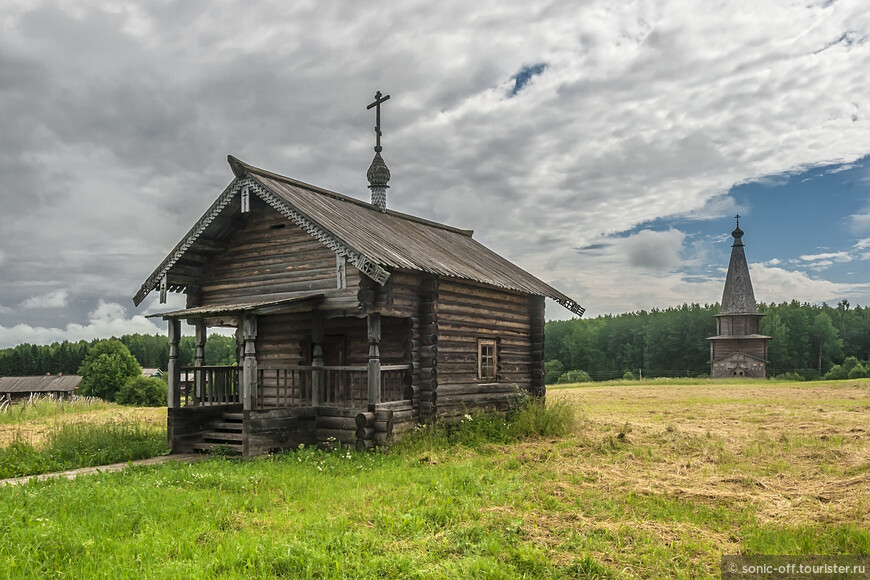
[{"x1": 478, "y1": 339, "x2": 497, "y2": 381}]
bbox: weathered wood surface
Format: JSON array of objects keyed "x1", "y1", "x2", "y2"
[
  {"x1": 245, "y1": 407, "x2": 317, "y2": 455},
  {"x1": 199, "y1": 202, "x2": 343, "y2": 305},
  {"x1": 432, "y1": 279, "x2": 535, "y2": 409}
]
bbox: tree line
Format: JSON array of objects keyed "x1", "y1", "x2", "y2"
[
  {"x1": 544, "y1": 300, "x2": 870, "y2": 382},
  {"x1": 0, "y1": 333, "x2": 238, "y2": 377}
]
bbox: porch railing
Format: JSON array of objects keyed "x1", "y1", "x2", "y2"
[
  {"x1": 254, "y1": 364, "x2": 412, "y2": 409},
  {"x1": 256, "y1": 368, "x2": 312, "y2": 409},
  {"x1": 181, "y1": 366, "x2": 240, "y2": 407},
  {"x1": 380, "y1": 364, "x2": 411, "y2": 404}
]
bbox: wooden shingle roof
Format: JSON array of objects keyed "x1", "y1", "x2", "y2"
[
  {"x1": 134, "y1": 156, "x2": 584, "y2": 316},
  {"x1": 0, "y1": 375, "x2": 82, "y2": 394}
]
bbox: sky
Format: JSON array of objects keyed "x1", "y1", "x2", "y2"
[{"x1": 1, "y1": 0, "x2": 869, "y2": 348}]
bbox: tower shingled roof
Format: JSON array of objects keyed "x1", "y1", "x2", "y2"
[{"x1": 720, "y1": 218, "x2": 758, "y2": 314}]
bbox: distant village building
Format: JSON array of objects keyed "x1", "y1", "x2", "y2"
[
  {"x1": 708, "y1": 218, "x2": 770, "y2": 378},
  {"x1": 133, "y1": 93, "x2": 584, "y2": 456},
  {"x1": 141, "y1": 368, "x2": 164, "y2": 378},
  {"x1": 0, "y1": 374, "x2": 81, "y2": 401}
]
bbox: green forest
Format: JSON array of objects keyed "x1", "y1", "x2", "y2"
[
  {"x1": 0, "y1": 333, "x2": 237, "y2": 377},
  {"x1": 545, "y1": 299, "x2": 870, "y2": 382}
]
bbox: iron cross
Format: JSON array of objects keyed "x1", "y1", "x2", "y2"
[
  {"x1": 735, "y1": 214, "x2": 740, "y2": 228},
  {"x1": 367, "y1": 91, "x2": 390, "y2": 151}
]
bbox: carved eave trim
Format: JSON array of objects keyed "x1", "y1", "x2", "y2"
[
  {"x1": 554, "y1": 297, "x2": 585, "y2": 317},
  {"x1": 133, "y1": 180, "x2": 242, "y2": 306},
  {"x1": 245, "y1": 176, "x2": 391, "y2": 286}
]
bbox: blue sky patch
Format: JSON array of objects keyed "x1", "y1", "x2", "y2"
[{"x1": 509, "y1": 63, "x2": 547, "y2": 97}]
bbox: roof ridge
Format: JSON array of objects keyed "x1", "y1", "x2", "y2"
[{"x1": 229, "y1": 155, "x2": 474, "y2": 238}]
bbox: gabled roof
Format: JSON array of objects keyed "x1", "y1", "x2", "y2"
[
  {"x1": 0, "y1": 375, "x2": 82, "y2": 394},
  {"x1": 134, "y1": 156, "x2": 584, "y2": 316}
]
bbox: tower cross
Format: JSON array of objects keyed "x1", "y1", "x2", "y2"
[
  {"x1": 366, "y1": 91, "x2": 390, "y2": 152},
  {"x1": 735, "y1": 214, "x2": 740, "y2": 228}
]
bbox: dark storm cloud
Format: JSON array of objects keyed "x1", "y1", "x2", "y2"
[{"x1": 0, "y1": 0, "x2": 869, "y2": 344}]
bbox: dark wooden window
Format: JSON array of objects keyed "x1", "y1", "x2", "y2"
[{"x1": 478, "y1": 339, "x2": 497, "y2": 381}]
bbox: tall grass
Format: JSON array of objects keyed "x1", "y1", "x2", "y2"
[
  {"x1": 0, "y1": 420, "x2": 168, "y2": 479},
  {"x1": 396, "y1": 395, "x2": 577, "y2": 452},
  {"x1": 0, "y1": 394, "x2": 112, "y2": 425}
]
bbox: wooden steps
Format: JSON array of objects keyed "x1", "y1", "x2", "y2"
[
  {"x1": 192, "y1": 411, "x2": 245, "y2": 455},
  {"x1": 192, "y1": 442, "x2": 244, "y2": 454}
]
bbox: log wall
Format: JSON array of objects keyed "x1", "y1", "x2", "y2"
[
  {"x1": 245, "y1": 407, "x2": 317, "y2": 456},
  {"x1": 434, "y1": 279, "x2": 534, "y2": 418},
  {"x1": 712, "y1": 338, "x2": 768, "y2": 361}
]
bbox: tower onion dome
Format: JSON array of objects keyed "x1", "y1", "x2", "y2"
[{"x1": 367, "y1": 147, "x2": 391, "y2": 190}]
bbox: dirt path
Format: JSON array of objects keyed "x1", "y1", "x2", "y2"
[{"x1": 0, "y1": 453, "x2": 207, "y2": 487}]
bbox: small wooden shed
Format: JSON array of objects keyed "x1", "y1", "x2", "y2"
[
  {"x1": 134, "y1": 155, "x2": 583, "y2": 455},
  {"x1": 0, "y1": 374, "x2": 82, "y2": 402}
]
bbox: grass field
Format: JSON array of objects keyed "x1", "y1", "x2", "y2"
[
  {"x1": 0, "y1": 397, "x2": 167, "y2": 479},
  {"x1": 0, "y1": 380, "x2": 867, "y2": 579}
]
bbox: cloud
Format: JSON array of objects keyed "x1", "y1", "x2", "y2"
[
  {"x1": 621, "y1": 229, "x2": 686, "y2": 270},
  {"x1": 752, "y1": 265, "x2": 870, "y2": 305},
  {"x1": 850, "y1": 211, "x2": 870, "y2": 232},
  {"x1": 19, "y1": 289, "x2": 70, "y2": 309},
  {"x1": 0, "y1": 300, "x2": 164, "y2": 348},
  {"x1": 0, "y1": 0, "x2": 869, "y2": 333}
]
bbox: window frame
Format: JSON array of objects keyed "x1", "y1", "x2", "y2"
[{"x1": 478, "y1": 338, "x2": 497, "y2": 381}]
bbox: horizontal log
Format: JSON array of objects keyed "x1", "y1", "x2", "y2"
[
  {"x1": 374, "y1": 400, "x2": 414, "y2": 411},
  {"x1": 436, "y1": 305, "x2": 531, "y2": 327},
  {"x1": 436, "y1": 392, "x2": 514, "y2": 407},
  {"x1": 373, "y1": 432, "x2": 393, "y2": 443},
  {"x1": 374, "y1": 409, "x2": 394, "y2": 422},
  {"x1": 438, "y1": 327, "x2": 528, "y2": 341},
  {"x1": 436, "y1": 383, "x2": 518, "y2": 396},
  {"x1": 355, "y1": 412, "x2": 375, "y2": 428},
  {"x1": 316, "y1": 407, "x2": 364, "y2": 418},
  {"x1": 420, "y1": 323, "x2": 438, "y2": 336},
  {"x1": 316, "y1": 416, "x2": 358, "y2": 430},
  {"x1": 390, "y1": 409, "x2": 417, "y2": 424},
  {"x1": 356, "y1": 426, "x2": 376, "y2": 440},
  {"x1": 373, "y1": 419, "x2": 393, "y2": 433},
  {"x1": 437, "y1": 282, "x2": 526, "y2": 304}
]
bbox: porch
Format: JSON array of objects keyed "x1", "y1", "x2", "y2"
[{"x1": 161, "y1": 301, "x2": 418, "y2": 456}]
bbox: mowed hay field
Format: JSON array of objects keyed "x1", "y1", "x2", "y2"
[{"x1": 1, "y1": 381, "x2": 868, "y2": 579}]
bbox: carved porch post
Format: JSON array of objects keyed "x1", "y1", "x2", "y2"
[
  {"x1": 194, "y1": 322, "x2": 206, "y2": 403},
  {"x1": 367, "y1": 312, "x2": 381, "y2": 408},
  {"x1": 241, "y1": 314, "x2": 258, "y2": 411},
  {"x1": 167, "y1": 318, "x2": 182, "y2": 409},
  {"x1": 311, "y1": 311, "x2": 324, "y2": 406}
]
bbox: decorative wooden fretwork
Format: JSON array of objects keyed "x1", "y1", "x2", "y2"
[
  {"x1": 554, "y1": 298, "x2": 585, "y2": 317},
  {"x1": 244, "y1": 177, "x2": 391, "y2": 286}
]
